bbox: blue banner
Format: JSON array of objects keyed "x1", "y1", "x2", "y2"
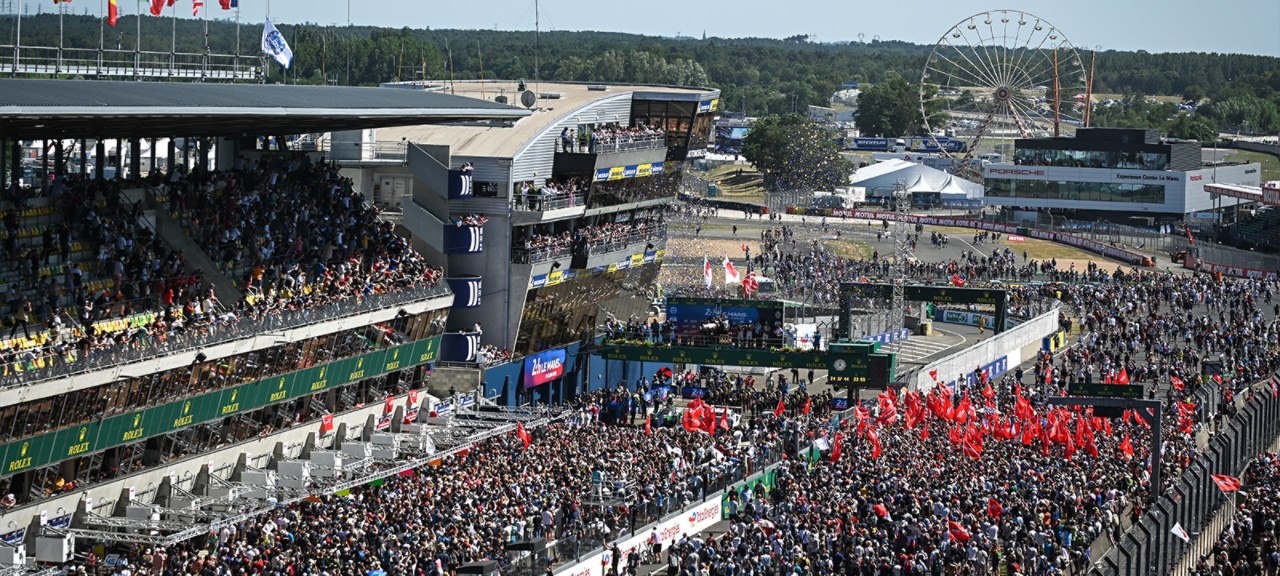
[
  {"x1": 446, "y1": 276, "x2": 483, "y2": 308},
  {"x1": 830, "y1": 397, "x2": 850, "y2": 411},
  {"x1": 443, "y1": 225, "x2": 484, "y2": 254},
  {"x1": 447, "y1": 169, "x2": 473, "y2": 199},
  {"x1": 681, "y1": 386, "x2": 708, "y2": 399},
  {"x1": 523, "y1": 348, "x2": 567, "y2": 388},
  {"x1": 665, "y1": 298, "x2": 785, "y2": 340}
]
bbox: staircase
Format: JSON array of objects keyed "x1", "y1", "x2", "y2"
[{"x1": 149, "y1": 208, "x2": 240, "y2": 305}]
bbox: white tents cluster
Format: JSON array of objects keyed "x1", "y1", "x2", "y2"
[{"x1": 850, "y1": 159, "x2": 983, "y2": 203}]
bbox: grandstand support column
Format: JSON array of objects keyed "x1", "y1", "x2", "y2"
[
  {"x1": 117, "y1": 139, "x2": 123, "y2": 177},
  {"x1": 0, "y1": 138, "x2": 6, "y2": 188},
  {"x1": 167, "y1": 138, "x2": 176, "y2": 173},
  {"x1": 198, "y1": 137, "x2": 210, "y2": 171},
  {"x1": 54, "y1": 140, "x2": 63, "y2": 179},
  {"x1": 149, "y1": 138, "x2": 157, "y2": 176},
  {"x1": 11, "y1": 140, "x2": 21, "y2": 186},
  {"x1": 890, "y1": 179, "x2": 910, "y2": 344},
  {"x1": 130, "y1": 139, "x2": 141, "y2": 180},
  {"x1": 214, "y1": 137, "x2": 235, "y2": 171},
  {"x1": 40, "y1": 139, "x2": 48, "y2": 193},
  {"x1": 79, "y1": 139, "x2": 87, "y2": 176},
  {"x1": 94, "y1": 140, "x2": 105, "y2": 181}
]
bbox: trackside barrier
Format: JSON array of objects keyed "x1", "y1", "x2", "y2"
[
  {"x1": 553, "y1": 440, "x2": 792, "y2": 576},
  {"x1": 1087, "y1": 381, "x2": 1280, "y2": 576},
  {"x1": 914, "y1": 301, "x2": 1062, "y2": 392},
  {"x1": 786, "y1": 208, "x2": 1151, "y2": 266},
  {"x1": 554, "y1": 442, "x2": 798, "y2": 576}
]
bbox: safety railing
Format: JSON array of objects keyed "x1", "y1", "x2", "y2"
[
  {"x1": 0, "y1": 283, "x2": 451, "y2": 390},
  {"x1": 1087, "y1": 380, "x2": 1280, "y2": 576},
  {"x1": 0, "y1": 45, "x2": 256, "y2": 80},
  {"x1": 513, "y1": 192, "x2": 585, "y2": 213}
]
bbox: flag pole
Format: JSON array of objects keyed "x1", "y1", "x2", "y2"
[
  {"x1": 134, "y1": 0, "x2": 140, "y2": 78},
  {"x1": 99, "y1": 0, "x2": 105, "y2": 73},
  {"x1": 169, "y1": 0, "x2": 176, "y2": 79},
  {"x1": 57, "y1": 0, "x2": 64, "y2": 75},
  {"x1": 234, "y1": 2, "x2": 240, "y2": 79}
]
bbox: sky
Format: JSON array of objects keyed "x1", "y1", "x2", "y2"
[{"x1": 44, "y1": 0, "x2": 1280, "y2": 57}]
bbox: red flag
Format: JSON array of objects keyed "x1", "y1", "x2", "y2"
[
  {"x1": 107, "y1": 0, "x2": 118, "y2": 26},
  {"x1": 831, "y1": 432, "x2": 843, "y2": 462},
  {"x1": 774, "y1": 398, "x2": 786, "y2": 418},
  {"x1": 516, "y1": 422, "x2": 532, "y2": 449},
  {"x1": 929, "y1": 369, "x2": 939, "y2": 382},
  {"x1": 948, "y1": 521, "x2": 971, "y2": 543},
  {"x1": 1115, "y1": 367, "x2": 1130, "y2": 385},
  {"x1": 408, "y1": 389, "x2": 420, "y2": 407},
  {"x1": 384, "y1": 396, "x2": 396, "y2": 415},
  {"x1": 645, "y1": 415, "x2": 652, "y2": 436},
  {"x1": 1171, "y1": 375, "x2": 1186, "y2": 392},
  {"x1": 962, "y1": 440, "x2": 982, "y2": 460},
  {"x1": 1119, "y1": 434, "x2": 1134, "y2": 459},
  {"x1": 876, "y1": 393, "x2": 898, "y2": 425},
  {"x1": 980, "y1": 369, "x2": 990, "y2": 386},
  {"x1": 149, "y1": 0, "x2": 164, "y2": 15},
  {"x1": 1185, "y1": 226, "x2": 1195, "y2": 246},
  {"x1": 716, "y1": 409, "x2": 730, "y2": 432},
  {"x1": 866, "y1": 426, "x2": 883, "y2": 459},
  {"x1": 1211, "y1": 474, "x2": 1242, "y2": 493},
  {"x1": 319, "y1": 414, "x2": 334, "y2": 436},
  {"x1": 192, "y1": 0, "x2": 203, "y2": 16},
  {"x1": 219, "y1": 0, "x2": 231, "y2": 8},
  {"x1": 1044, "y1": 364, "x2": 1053, "y2": 385},
  {"x1": 981, "y1": 381, "x2": 994, "y2": 399},
  {"x1": 802, "y1": 397, "x2": 812, "y2": 415},
  {"x1": 987, "y1": 498, "x2": 1002, "y2": 519}
]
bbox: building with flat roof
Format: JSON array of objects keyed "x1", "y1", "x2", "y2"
[
  {"x1": 982, "y1": 128, "x2": 1261, "y2": 219},
  {"x1": 339, "y1": 80, "x2": 720, "y2": 405}
]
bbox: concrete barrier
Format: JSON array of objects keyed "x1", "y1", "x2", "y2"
[{"x1": 914, "y1": 302, "x2": 1061, "y2": 392}]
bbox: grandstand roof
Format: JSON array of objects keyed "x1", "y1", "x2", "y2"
[
  {"x1": 375, "y1": 80, "x2": 717, "y2": 159},
  {"x1": 0, "y1": 79, "x2": 531, "y2": 140}
]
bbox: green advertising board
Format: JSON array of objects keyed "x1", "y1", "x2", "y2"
[{"x1": 0, "y1": 335, "x2": 441, "y2": 477}]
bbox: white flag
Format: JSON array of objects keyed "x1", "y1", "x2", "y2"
[
  {"x1": 703, "y1": 256, "x2": 712, "y2": 290},
  {"x1": 724, "y1": 257, "x2": 741, "y2": 285},
  {"x1": 1171, "y1": 522, "x2": 1190, "y2": 543},
  {"x1": 261, "y1": 19, "x2": 294, "y2": 69}
]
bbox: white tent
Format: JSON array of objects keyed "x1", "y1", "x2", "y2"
[{"x1": 850, "y1": 158, "x2": 983, "y2": 200}]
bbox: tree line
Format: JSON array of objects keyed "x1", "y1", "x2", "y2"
[{"x1": 6, "y1": 13, "x2": 1278, "y2": 134}]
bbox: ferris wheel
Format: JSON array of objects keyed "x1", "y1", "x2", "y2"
[{"x1": 920, "y1": 10, "x2": 1087, "y2": 162}]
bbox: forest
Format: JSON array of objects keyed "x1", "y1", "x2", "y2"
[{"x1": 4, "y1": 13, "x2": 1279, "y2": 133}]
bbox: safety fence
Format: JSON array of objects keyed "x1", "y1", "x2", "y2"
[
  {"x1": 787, "y1": 208, "x2": 1154, "y2": 266},
  {"x1": 1088, "y1": 381, "x2": 1280, "y2": 576},
  {"x1": 1169, "y1": 237, "x2": 1280, "y2": 280},
  {"x1": 550, "y1": 438, "x2": 796, "y2": 576}
]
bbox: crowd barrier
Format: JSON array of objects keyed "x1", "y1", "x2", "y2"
[
  {"x1": 914, "y1": 300, "x2": 1062, "y2": 392},
  {"x1": 552, "y1": 438, "x2": 793, "y2": 576},
  {"x1": 786, "y1": 208, "x2": 1153, "y2": 266},
  {"x1": 1088, "y1": 380, "x2": 1279, "y2": 576}
]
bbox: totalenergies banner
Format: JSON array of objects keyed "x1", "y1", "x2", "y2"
[
  {"x1": 523, "y1": 348, "x2": 566, "y2": 388},
  {"x1": 558, "y1": 499, "x2": 722, "y2": 576}
]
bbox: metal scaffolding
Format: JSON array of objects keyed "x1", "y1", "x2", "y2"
[{"x1": 60, "y1": 406, "x2": 563, "y2": 548}]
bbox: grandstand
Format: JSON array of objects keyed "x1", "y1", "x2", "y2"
[
  {"x1": 342, "y1": 80, "x2": 721, "y2": 406},
  {"x1": 0, "y1": 79, "x2": 533, "y2": 566}
]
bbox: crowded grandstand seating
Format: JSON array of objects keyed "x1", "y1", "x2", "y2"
[
  {"x1": 0, "y1": 159, "x2": 445, "y2": 385},
  {"x1": 1, "y1": 176, "x2": 210, "y2": 367}
]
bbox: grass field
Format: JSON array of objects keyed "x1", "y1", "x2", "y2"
[
  {"x1": 1225, "y1": 149, "x2": 1280, "y2": 183},
  {"x1": 701, "y1": 164, "x2": 766, "y2": 203},
  {"x1": 821, "y1": 239, "x2": 872, "y2": 260}
]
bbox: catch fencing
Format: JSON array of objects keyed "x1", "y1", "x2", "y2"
[{"x1": 1088, "y1": 382, "x2": 1280, "y2": 576}]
